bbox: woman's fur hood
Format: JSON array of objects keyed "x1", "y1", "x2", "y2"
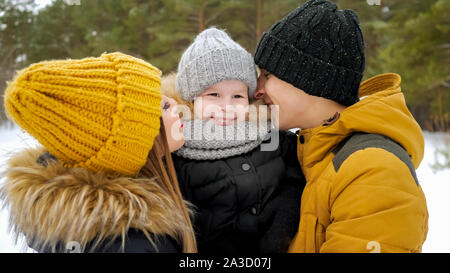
[{"x1": 0, "y1": 146, "x2": 190, "y2": 252}]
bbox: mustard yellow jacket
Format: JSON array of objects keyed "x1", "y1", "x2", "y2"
[{"x1": 288, "y1": 73, "x2": 428, "y2": 253}]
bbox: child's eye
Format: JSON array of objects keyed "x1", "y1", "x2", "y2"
[
  {"x1": 162, "y1": 102, "x2": 170, "y2": 110},
  {"x1": 207, "y1": 93, "x2": 219, "y2": 97},
  {"x1": 233, "y1": 95, "x2": 245, "y2": 99}
]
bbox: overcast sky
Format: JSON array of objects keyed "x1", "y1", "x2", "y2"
[{"x1": 36, "y1": 0, "x2": 53, "y2": 9}]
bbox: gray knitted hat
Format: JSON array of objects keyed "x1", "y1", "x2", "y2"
[{"x1": 176, "y1": 27, "x2": 257, "y2": 102}]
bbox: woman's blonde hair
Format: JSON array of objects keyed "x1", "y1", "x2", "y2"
[{"x1": 139, "y1": 118, "x2": 197, "y2": 253}]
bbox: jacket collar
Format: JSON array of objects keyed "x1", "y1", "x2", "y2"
[{"x1": 297, "y1": 73, "x2": 424, "y2": 179}]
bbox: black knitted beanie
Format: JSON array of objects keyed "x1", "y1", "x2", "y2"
[{"x1": 254, "y1": 0, "x2": 365, "y2": 106}]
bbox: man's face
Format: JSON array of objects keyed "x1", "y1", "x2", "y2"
[{"x1": 254, "y1": 69, "x2": 310, "y2": 130}]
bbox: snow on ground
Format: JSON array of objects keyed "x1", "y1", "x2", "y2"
[
  {"x1": 0, "y1": 126, "x2": 38, "y2": 253},
  {"x1": 417, "y1": 132, "x2": 450, "y2": 253},
  {"x1": 0, "y1": 126, "x2": 448, "y2": 253}
]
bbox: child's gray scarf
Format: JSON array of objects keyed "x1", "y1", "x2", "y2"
[{"x1": 175, "y1": 119, "x2": 270, "y2": 160}]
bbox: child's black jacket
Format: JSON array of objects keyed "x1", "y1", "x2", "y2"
[{"x1": 172, "y1": 130, "x2": 306, "y2": 253}]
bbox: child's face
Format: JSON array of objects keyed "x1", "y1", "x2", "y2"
[{"x1": 194, "y1": 80, "x2": 249, "y2": 126}]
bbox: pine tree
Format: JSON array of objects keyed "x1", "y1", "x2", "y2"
[
  {"x1": 370, "y1": 0, "x2": 450, "y2": 131},
  {"x1": 0, "y1": 0, "x2": 35, "y2": 123},
  {"x1": 0, "y1": 0, "x2": 448, "y2": 130}
]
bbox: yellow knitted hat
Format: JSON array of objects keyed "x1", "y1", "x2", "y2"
[{"x1": 4, "y1": 52, "x2": 162, "y2": 176}]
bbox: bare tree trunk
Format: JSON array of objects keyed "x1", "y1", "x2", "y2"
[
  {"x1": 436, "y1": 90, "x2": 447, "y2": 131},
  {"x1": 198, "y1": 0, "x2": 207, "y2": 32},
  {"x1": 255, "y1": 0, "x2": 262, "y2": 46}
]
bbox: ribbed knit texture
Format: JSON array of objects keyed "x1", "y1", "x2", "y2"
[
  {"x1": 4, "y1": 52, "x2": 162, "y2": 175},
  {"x1": 254, "y1": 0, "x2": 365, "y2": 106},
  {"x1": 176, "y1": 27, "x2": 257, "y2": 102},
  {"x1": 175, "y1": 120, "x2": 270, "y2": 160}
]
